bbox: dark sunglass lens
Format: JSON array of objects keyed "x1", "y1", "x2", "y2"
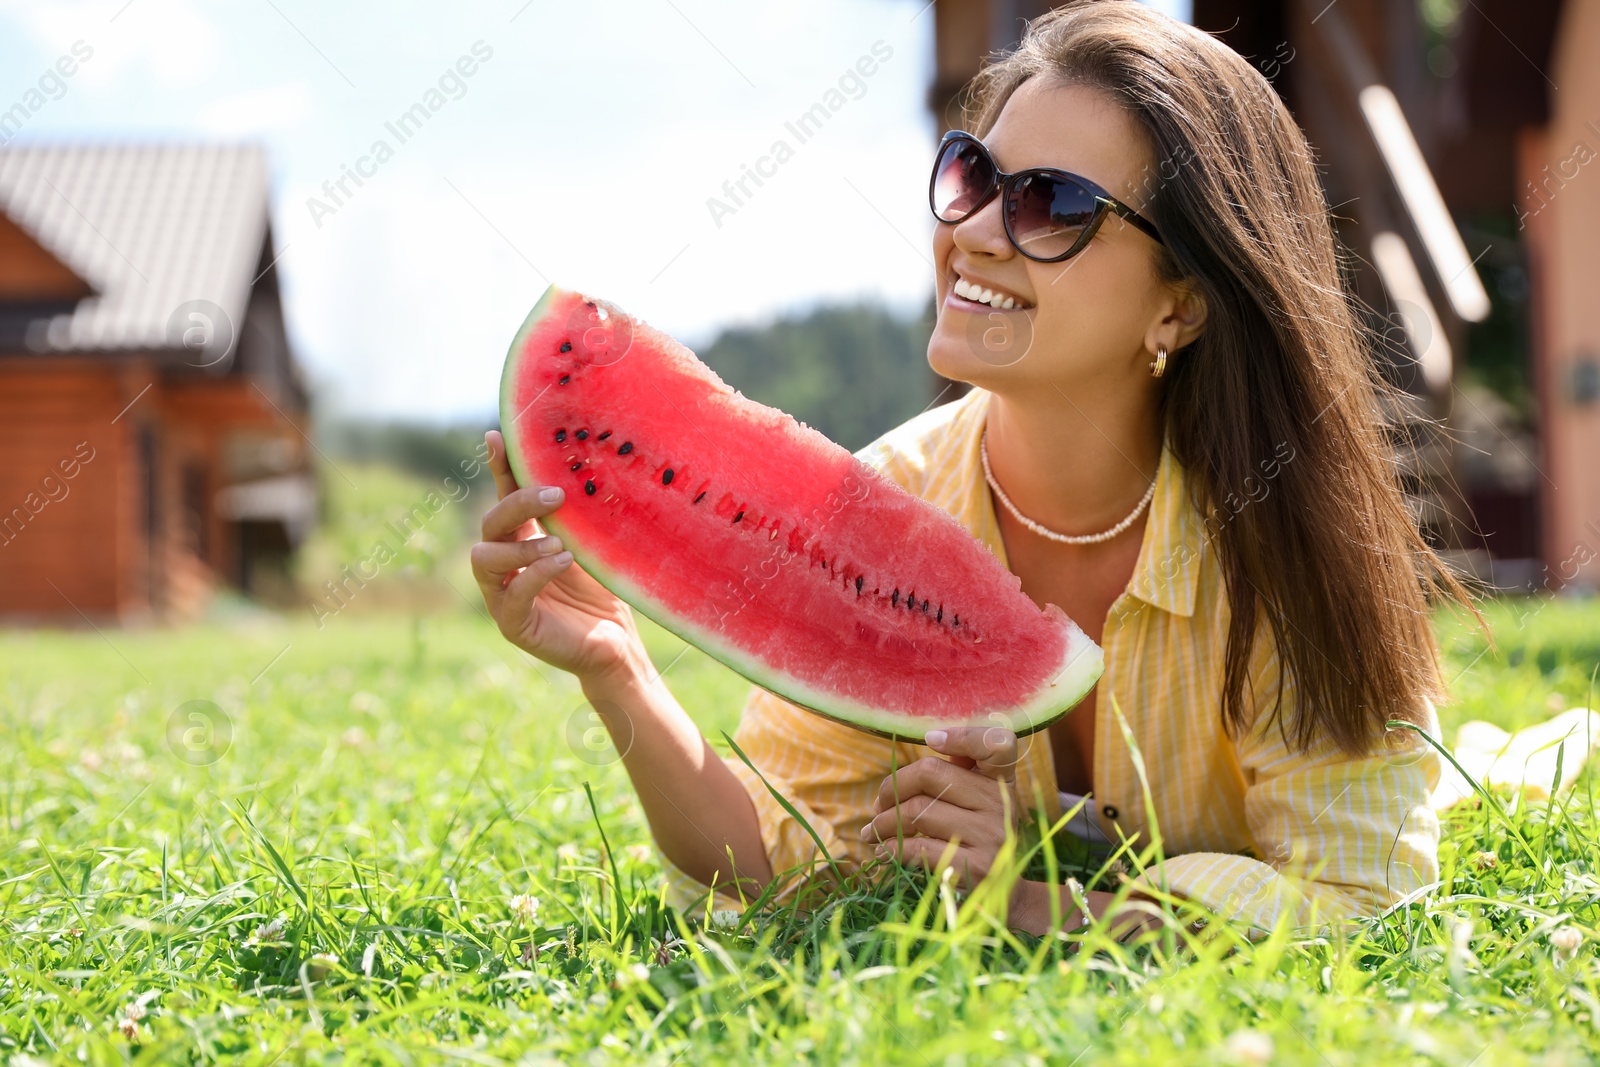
[
  {"x1": 1007, "y1": 173, "x2": 1099, "y2": 258},
  {"x1": 932, "y1": 140, "x2": 993, "y2": 222}
]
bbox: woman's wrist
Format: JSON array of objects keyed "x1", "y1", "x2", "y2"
[
  {"x1": 1009, "y1": 878, "x2": 1094, "y2": 936},
  {"x1": 578, "y1": 642, "x2": 660, "y2": 702}
]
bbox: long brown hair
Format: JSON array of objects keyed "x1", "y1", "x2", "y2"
[{"x1": 959, "y1": 0, "x2": 1476, "y2": 756}]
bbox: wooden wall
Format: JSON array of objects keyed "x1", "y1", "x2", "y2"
[
  {"x1": 0, "y1": 359, "x2": 307, "y2": 621},
  {"x1": 0, "y1": 362, "x2": 140, "y2": 618},
  {"x1": 1531, "y1": 0, "x2": 1600, "y2": 588}
]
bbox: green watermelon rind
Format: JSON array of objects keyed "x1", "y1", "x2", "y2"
[{"x1": 499, "y1": 284, "x2": 1105, "y2": 740}]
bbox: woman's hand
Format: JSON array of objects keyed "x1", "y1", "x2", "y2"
[
  {"x1": 471, "y1": 430, "x2": 647, "y2": 684},
  {"x1": 859, "y1": 726, "x2": 1027, "y2": 891},
  {"x1": 860, "y1": 725, "x2": 1172, "y2": 941}
]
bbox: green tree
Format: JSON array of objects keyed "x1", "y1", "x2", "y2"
[{"x1": 696, "y1": 298, "x2": 939, "y2": 451}]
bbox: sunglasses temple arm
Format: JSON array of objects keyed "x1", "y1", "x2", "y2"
[{"x1": 1103, "y1": 197, "x2": 1165, "y2": 245}]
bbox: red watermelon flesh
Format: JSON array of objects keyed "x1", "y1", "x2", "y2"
[{"x1": 499, "y1": 284, "x2": 1103, "y2": 738}]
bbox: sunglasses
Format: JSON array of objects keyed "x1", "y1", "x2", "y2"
[{"x1": 928, "y1": 130, "x2": 1165, "y2": 262}]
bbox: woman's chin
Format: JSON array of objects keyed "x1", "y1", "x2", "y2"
[
  {"x1": 925, "y1": 340, "x2": 970, "y2": 386},
  {"x1": 928, "y1": 331, "x2": 1023, "y2": 388}
]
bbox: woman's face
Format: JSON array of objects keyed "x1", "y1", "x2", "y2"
[{"x1": 927, "y1": 76, "x2": 1185, "y2": 393}]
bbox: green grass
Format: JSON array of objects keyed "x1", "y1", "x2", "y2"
[{"x1": 1, "y1": 595, "x2": 1598, "y2": 1065}]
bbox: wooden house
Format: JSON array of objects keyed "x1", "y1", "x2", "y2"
[{"x1": 0, "y1": 143, "x2": 313, "y2": 622}]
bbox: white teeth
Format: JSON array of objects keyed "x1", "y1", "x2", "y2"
[{"x1": 954, "y1": 274, "x2": 1025, "y2": 310}]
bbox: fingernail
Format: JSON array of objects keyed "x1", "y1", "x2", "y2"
[
  {"x1": 925, "y1": 729, "x2": 947, "y2": 748},
  {"x1": 539, "y1": 487, "x2": 563, "y2": 504},
  {"x1": 538, "y1": 536, "x2": 563, "y2": 556},
  {"x1": 553, "y1": 551, "x2": 573, "y2": 566}
]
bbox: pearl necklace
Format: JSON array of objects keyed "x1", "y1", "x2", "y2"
[{"x1": 979, "y1": 430, "x2": 1156, "y2": 545}]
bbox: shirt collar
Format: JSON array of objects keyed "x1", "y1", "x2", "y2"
[
  {"x1": 966, "y1": 392, "x2": 1204, "y2": 619},
  {"x1": 1123, "y1": 442, "x2": 1204, "y2": 618}
]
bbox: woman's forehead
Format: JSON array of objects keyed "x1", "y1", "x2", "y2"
[{"x1": 985, "y1": 78, "x2": 1153, "y2": 202}]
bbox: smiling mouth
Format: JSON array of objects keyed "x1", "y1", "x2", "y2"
[{"x1": 950, "y1": 274, "x2": 1033, "y2": 310}]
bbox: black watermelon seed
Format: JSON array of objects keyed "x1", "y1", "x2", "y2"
[
  {"x1": 560, "y1": 341, "x2": 572, "y2": 353},
  {"x1": 558, "y1": 374, "x2": 571, "y2": 385},
  {"x1": 570, "y1": 462, "x2": 582, "y2": 471},
  {"x1": 694, "y1": 491, "x2": 707, "y2": 504},
  {"x1": 733, "y1": 510, "x2": 744, "y2": 523},
  {"x1": 618, "y1": 441, "x2": 633, "y2": 455},
  {"x1": 855, "y1": 575, "x2": 864, "y2": 595},
  {"x1": 953, "y1": 614, "x2": 959, "y2": 627},
  {"x1": 922, "y1": 600, "x2": 930, "y2": 614},
  {"x1": 936, "y1": 605, "x2": 943, "y2": 622},
  {"x1": 597, "y1": 430, "x2": 612, "y2": 440},
  {"x1": 554, "y1": 429, "x2": 567, "y2": 443},
  {"x1": 662, "y1": 468, "x2": 675, "y2": 485},
  {"x1": 891, "y1": 589, "x2": 899, "y2": 607},
  {"x1": 575, "y1": 429, "x2": 588, "y2": 440},
  {"x1": 584, "y1": 480, "x2": 596, "y2": 495}
]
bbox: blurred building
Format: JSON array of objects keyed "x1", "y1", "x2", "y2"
[
  {"x1": 929, "y1": 0, "x2": 1598, "y2": 592},
  {"x1": 0, "y1": 143, "x2": 312, "y2": 622}
]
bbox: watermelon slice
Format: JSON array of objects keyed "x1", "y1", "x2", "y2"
[{"x1": 499, "y1": 284, "x2": 1102, "y2": 739}]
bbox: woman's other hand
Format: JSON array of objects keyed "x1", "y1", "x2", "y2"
[
  {"x1": 859, "y1": 725, "x2": 1027, "y2": 889},
  {"x1": 471, "y1": 430, "x2": 648, "y2": 684},
  {"x1": 861, "y1": 725, "x2": 1168, "y2": 940}
]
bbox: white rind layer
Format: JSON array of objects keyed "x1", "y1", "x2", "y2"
[{"x1": 500, "y1": 284, "x2": 1105, "y2": 739}]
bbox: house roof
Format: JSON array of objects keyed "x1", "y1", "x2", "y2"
[
  {"x1": 0, "y1": 211, "x2": 93, "y2": 305},
  {"x1": 0, "y1": 142, "x2": 270, "y2": 357}
]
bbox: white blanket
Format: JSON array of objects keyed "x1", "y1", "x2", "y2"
[{"x1": 1429, "y1": 706, "x2": 1600, "y2": 809}]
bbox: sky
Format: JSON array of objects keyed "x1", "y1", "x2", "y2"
[{"x1": 0, "y1": 0, "x2": 1191, "y2": 424}]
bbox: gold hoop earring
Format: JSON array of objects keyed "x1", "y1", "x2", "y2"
[{"x1": 1149, "y1": 344, "x2": 1169, "y2": 378}]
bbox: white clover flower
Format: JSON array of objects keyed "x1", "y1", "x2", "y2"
[
  {"x1": 1551, "y1": 926, "x2": 1584, "y2": 964},
  {"x1": 709, "y1": 908, "x2": 742, "y2": 931},
  {"x1": 1223, "y1": 1028, "x2": 1273, "y2": 1065},
  {"x1": 625, "y1": 843, "x2": 653, "y2": 865},
  {"x1": 556, "y1": 843, "x2": 582, "y2": 864},
  {"x1": 510, "y1": 894, "x2": 539, "y2": 926},
  {"x1": 653, "y1": 934, "x2": 682, "y2": 966},
  {"x1": 246, "y1": 914, "x2": 286, "y2": 946},
  {"x1": 307, "y1": 952, "x2": 339, "y2": 980},
  {"x1": 109, "y1": 742, "x2": 145, "y2": 766},
  {"x1": 116, "y1": 1002, "x2": 146, "y2": 1041}
]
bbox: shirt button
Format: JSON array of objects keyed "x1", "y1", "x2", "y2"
[{"x1": 1102, "y1": 804, "x2": 1120, "y2": 820}]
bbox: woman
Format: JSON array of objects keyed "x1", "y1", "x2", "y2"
[{"x1": 471, "y1": 0, "x2": 1470, "y2": 937}]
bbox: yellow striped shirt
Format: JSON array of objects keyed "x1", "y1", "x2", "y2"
[{"x1": 661, "y1": 385, "x2": 1443, "y2": 931}]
